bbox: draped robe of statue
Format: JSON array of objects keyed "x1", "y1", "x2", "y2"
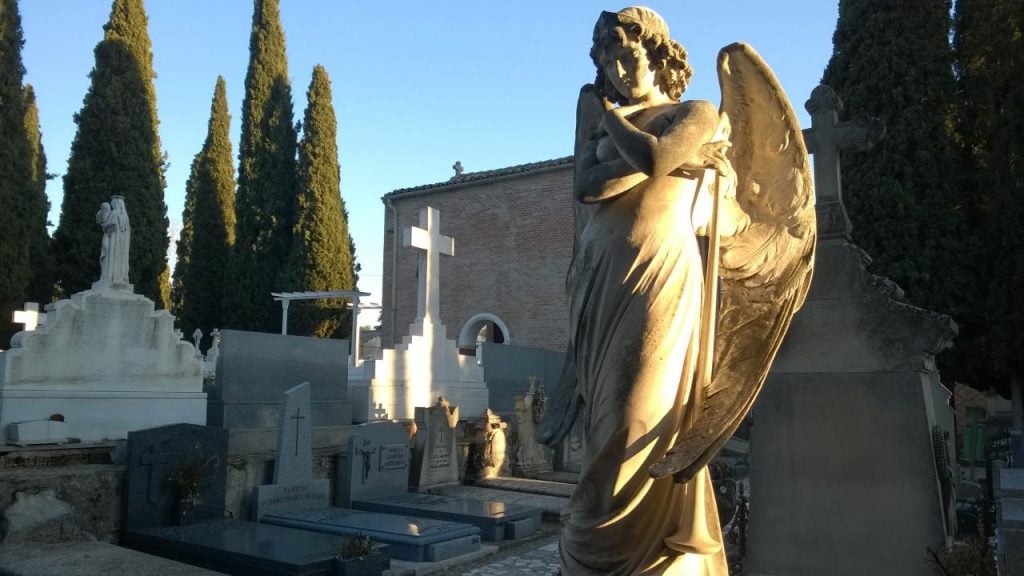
[
  {"x1": 96, "y1": 196, "x2": 131, "y2": 289},
  {"x1": 538, "y1": 33, "x2": 817, "y2": 576}
]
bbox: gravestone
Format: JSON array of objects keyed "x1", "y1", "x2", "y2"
[
  {"x1": 253, "y1": 388, "x2": 481, "y2": 563},
  {"x1": 207, "y1": 330, "x2": 351, "y2": 429},
  {"x1": 410, "y1": 398, "x2": 460, "y2": 488},
  {"x1": 745, "y1": 85, "x2": 955, "y2": 576},
  {"x1": 123, "y1": 423, "x2": 343, "y2": 576},
  {"x1": 340, "y1": 422, "x2": 542, "y2": 542},
  {"x1": 509, "y1": 376, "x2": 554, "y2": 477}
]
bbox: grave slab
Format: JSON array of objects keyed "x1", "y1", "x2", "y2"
[
  {"x1": 251, "y1": 388, "x2": 480, "y2": 563},
  {"x1": 353, "y1": 492, "x2": 541, "y2": 541},
  {"x1": 475, "y1": 477, "x2": 575, "y2": 498},
  {"x1": 124, "y1": 423, "x2": 343, "y2": 576},
  {"x1": 262, "y1": 507, "x2": 481, "y2": 562},
  {"x1": 339, "y1": 422, "x2": 543, "y2": 542},
  {"x1": 425, "y1": 484, "x2": 569, "y2": 522},
  {"x1": 125, "y1": 519, "x2": 343, "y2": 576}
]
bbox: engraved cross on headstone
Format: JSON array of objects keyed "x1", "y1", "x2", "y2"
[
  {"x1": 290, "y1": 407, "x2": 305, "y2": 456},
  {"x1": 802, "y1": 84, "x2": 885, "y2": 239},
  {"x1": 403, "y1": 207, "x2": 454, "y2": 324},
  {"x1": 139, "y1": 445, "x2": 168, "y2": 503},
  {"x1": 355, "y1": 440, "x2": 377, "y2": 484},
  {"x1": 12, "y1": 302, "x2": 44, "y2": 332}
]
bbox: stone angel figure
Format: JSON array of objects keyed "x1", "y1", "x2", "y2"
[{"x1": 536, "y1": 7, "x2": 816, "y2": 575}]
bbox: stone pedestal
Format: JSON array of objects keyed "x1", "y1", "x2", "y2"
[
  {"x1": 0, "y1": 290, "x2": 205, "y2": 443},
  {"x1": 746, "y1": 238, "x2": 957, "y2": 576},
  {"x1": 349, "y1": 320, "x2": 487, "y2": 421}
]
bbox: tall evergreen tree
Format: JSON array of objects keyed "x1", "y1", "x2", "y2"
[
  {"x1": 822, "y1": 0, "x2": 968, "y2": 332},
  {"x1": 225, "y1": 0, "x2": 297, "y2": 332},
  {"x1": 287, "y1": 65, "x2": 356, "y2": 338},
  {"x1": 0, "y1": 0, "x2": 33, "y2": 345},
  {"x1": 23, "y1": 85, "x2": 53, "y2": 305},
  {"x1": 172, "y1": 77, "x2": 236, "y2": 346},
  {"x1": 953, "y1": 0, "x2": 1024, "y2": 401},
  {"x1": 52, "y1": 0, "x2": 169, "y2": 307}
]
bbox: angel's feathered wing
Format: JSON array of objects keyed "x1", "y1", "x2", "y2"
[{"x1": 650, "y1": 43, "x2": 817, "y2": 480}]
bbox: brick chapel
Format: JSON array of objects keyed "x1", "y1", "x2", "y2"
[{"x1": 379, "y1": 157, "x2": 575, "y2": 355}]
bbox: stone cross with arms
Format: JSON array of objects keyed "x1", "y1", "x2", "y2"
[
  {"x1": 403, "y1": 207, "x2": 454, "y2": 326},
  {"x1": 12, "y1": 302, "x2": 44, "y2": 332},
  {"x1": 801, "y1": 84, "x2": 885, "y2": 239}
]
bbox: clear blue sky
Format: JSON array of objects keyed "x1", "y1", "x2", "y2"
[{"x1": 20, "y1": 1, "x2": 839, "y2": 327}]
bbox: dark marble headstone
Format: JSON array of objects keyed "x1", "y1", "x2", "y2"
[
  {"x1": 125, "y1": 423, "x2": 228, "y2": 531},
  {"x1": 340, "y1": 422, "x2": 541, "y2": 542},
  {"x1": 124, "y1": 423, "x2": 343, "y2": 576}
]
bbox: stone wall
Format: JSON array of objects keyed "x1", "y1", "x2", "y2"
[
  {"x1": 0, "y1": 465, "x2": 123, "y2": 545},
  {"x1": 380, "y1": 159, "x2": 575, "y2": 353}
]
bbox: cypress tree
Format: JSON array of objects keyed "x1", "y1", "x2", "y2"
[
  {"x1": 225, "y1": 0, "x2": 297, "y2": 332},
  {"x1": 0, "y1": 0, "x2": 32, "y2": 345},
  {"x1": 23, "y1": 85, "x2": 54, "y2": 305},
  {"x1": 953, "y1": 0, "x2": 1024, "y2": 398},
  {"x1": 52, "y1": 0, "x2": 169, "y2": 307},
  {"x1": 822, "y1": 0, "x2": 967, "y2": 324},
  {"x1": 287, "y1": 65, "x2": 356, "y2": 338},
  {"x1": 172, "y1": 77, "x2": 236, "y2": 346}
]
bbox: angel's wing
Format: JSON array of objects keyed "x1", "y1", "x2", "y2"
[
  {"x1": 535, "y1": 86, "x2": 603, "y2": 447},
  {"x1": 650, "y1": 43, "x2": 817, "y2": 480}
]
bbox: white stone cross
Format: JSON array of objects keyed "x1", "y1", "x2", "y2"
[
  {"x1": 12, "y1": 302, "x2": 44, "y2": 332},
  {"x1": 403, "y1": 207, "x2": 454, "y2": 324}
]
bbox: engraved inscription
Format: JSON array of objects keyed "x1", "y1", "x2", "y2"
[{"x1": 380, "y1": 444, "x2": 409, "y2": 471}]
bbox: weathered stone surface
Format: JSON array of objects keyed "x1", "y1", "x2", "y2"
[
  {"x1": 1, "y1": 489, "x2": 72, "y2": 539},
  {"x1": 747, "y1": 237, "x2": 957, "y2": 576},
  {"x1": 0, "y1": 465, "x2": 122, "y2": 544},
  {"x1": 410, "y1": 400, "x2": 460, "y2": 488},
  {"x1": 0, "y1": 541, "x2": 226, "y2": 576},
  {"x1": 208, "y1": 330, "x2": 351, "y2": 429},
  {"x1": 0, "y1": 291, "x2": 205, "y2": 443}
]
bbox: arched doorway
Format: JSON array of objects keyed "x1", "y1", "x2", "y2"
[{"x1": 458, "y1": 313, "x2": 511, "y2": 361}]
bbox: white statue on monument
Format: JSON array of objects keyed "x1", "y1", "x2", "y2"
[{"x1": 94, "y1": 195, "x2": 131, "y2": 291}]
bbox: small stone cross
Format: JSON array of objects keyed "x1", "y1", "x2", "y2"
[
  {"x1": 403, "y1": 207, "x2": 454, "y2": 324},
  {"x1": 139, "y1": 445, "x2": 169, "y2": 503},
  {"x1": 373, "y1": 403, "x2": 388, "y2": 421},
  {"x1": 12, "y1": 302, "x2": 44, "y2": 332},
  {"x1": 802, "y1": 84, "x2": 884, "y2": 239},
  {"x1": 290, "y1": 407, "x2": 306, "y2": 456}
]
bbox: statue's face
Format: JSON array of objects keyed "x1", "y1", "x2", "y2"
[{"x1": 597, "y1": 28, "x2": 656, "y2": 103}]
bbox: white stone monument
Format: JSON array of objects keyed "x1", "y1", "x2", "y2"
[
  {"x1": 349, "y1": 206, "x2": 487, "y2": 421},
  {"x1": 0, "y1": 197, "x2": 206, "y2": 444}
]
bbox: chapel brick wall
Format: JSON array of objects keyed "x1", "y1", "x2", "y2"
[{"x1": 380, "y1": 164, "x2": 575, "y2": 353}]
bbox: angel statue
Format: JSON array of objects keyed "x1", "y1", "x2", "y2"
[{"x1": 536, "y1": 7, "x2": 816, "y2": 575}]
